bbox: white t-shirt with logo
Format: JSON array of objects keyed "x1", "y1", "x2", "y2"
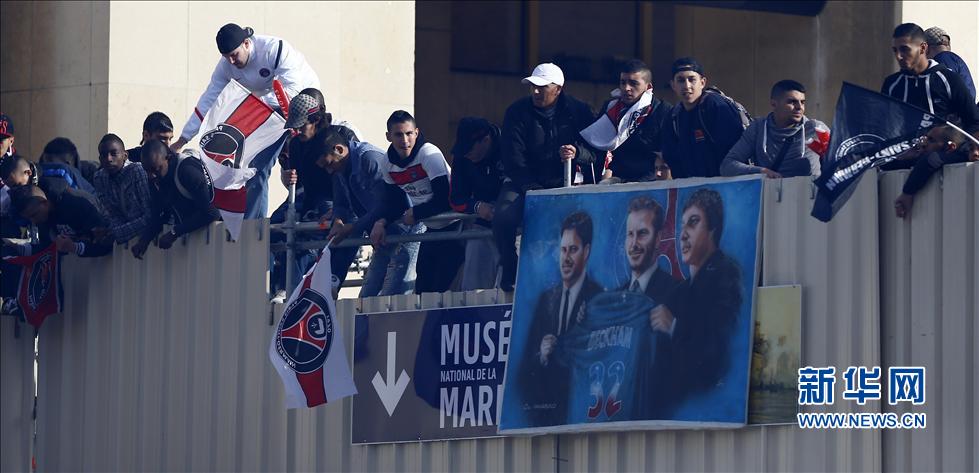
[
  {"x1": 380, "y1": 142, "x2": 451, "y2": 207},
  {"x1": 379, "y1": 142, "x2": 452, "y2": 228}
]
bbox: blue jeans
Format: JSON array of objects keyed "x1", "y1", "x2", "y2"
[
  {"x1": 359, "y1": 222, "x2": 424, "y2": 297},
  {"x1": 268, "y1": 197, "x2": 329, "y2": 294},
  {"x1": 245, "y1": 134, "x2": 288, "y2": 219}
]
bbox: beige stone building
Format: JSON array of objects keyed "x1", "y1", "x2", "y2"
[{"x1": 1, "y1": 1, "x2": 976, "y2": 210}]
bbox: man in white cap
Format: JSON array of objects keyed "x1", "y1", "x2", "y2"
[
  {"x1": 171, "y1": 23, "x2": 321, "y2": 152},
  {"x1": 493, "y1": 62, "x2": 598, "y2": 292}
]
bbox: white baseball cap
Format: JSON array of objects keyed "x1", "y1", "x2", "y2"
[{"x1": 522, "y1": 63, "x2": 565, "y2": 87}]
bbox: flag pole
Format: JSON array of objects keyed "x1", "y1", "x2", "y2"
[
  {"x1": 945, "y1": 121, "x2": 979, "y2": 146},
  {"x1": 285, "y1": 181, "x2": 297, "y2": 293},
  {"x1": 273, "y1": 79, "x2": 298, "y2": 294},
  {"x1": 564, "y1": 158, "x2": 572, "y2": 188}
]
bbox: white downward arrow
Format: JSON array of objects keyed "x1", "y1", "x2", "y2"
[{"x1": 371, "y1": 331, "x2": 410, "y2": 416}]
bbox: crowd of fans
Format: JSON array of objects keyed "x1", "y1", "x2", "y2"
[{"x1": 2, "y1": 22, "x2": 978, "y2": 314}]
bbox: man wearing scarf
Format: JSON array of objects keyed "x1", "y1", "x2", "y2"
[
  {"x1": 579, "y1": 60, "x2": 672, "y2": 183},
  {"x1": 721, "y1": 80, "x2": 830, "y2": 178}
]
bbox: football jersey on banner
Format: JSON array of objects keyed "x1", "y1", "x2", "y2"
[{"x1": 560, "y1": 291, "x2": 655, "y2": 424}]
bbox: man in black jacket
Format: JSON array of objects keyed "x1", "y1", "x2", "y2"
[
  {"x1": 9, "y1": 184, "x2": 113, "y2": 258},
  {"x1": 449, "y1": 117, "x2": 505, "y2": 290},
  {"x1": 495, "y1": 63, "x2": 598, "y2": 291},
  {"x1": 269, "y1": 89, "x2": 360, "y2": 299},
  {"x1": 893, "y1": 125, "x2": 972, "y2": 219},
  {"x1": 883, "y1": 23, "x2": 979, "y2": 134},
  {"x1": 131, "y1": 140, "x2": 220, "y2": 259},
  {"x1": 580, "y1": 60, "x2": 672, "y2": 183}
]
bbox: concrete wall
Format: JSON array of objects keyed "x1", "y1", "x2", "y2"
[
  {"x1": 1, "y1": 1, "x2": 415, "y2": 215},
  {"x1": 416, "y1": 1, "x2": 903, "y2": 153},
  {"x1": 0, "y1": 1, "x2": 110, "y2": 164},
  {"x1": 0, "y1": 318, "x2": 35, "y2": 473},
  {"x1": 670, "y1": 1, "x2": 900, "y2": 121},
  {"x1": 901, "y1": 1, "x2": 979, "y2": 88}
]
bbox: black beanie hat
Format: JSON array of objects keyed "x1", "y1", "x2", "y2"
[{"x1": 216, "y1": 23, "x2": 254, "y2": 54}]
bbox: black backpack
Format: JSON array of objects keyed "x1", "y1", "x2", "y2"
[
  {"x1": 671, "y1": 86, "x2": 752, "y2": 145},
  {"x1": 173, "y1": 151, "x2": 215, "y2": 203}
]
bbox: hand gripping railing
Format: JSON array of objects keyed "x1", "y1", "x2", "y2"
[{"x1": 269, "y1": 211, "x2": 492, "y2": 290}]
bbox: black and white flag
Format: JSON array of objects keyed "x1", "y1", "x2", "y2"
[{"x1": 812, "y1": 82, "x2": 942, "y2": 222}]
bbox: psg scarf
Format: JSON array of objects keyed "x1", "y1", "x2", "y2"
[{"x1": 3, "y1": 243, "x2": 63, "y2": 328}]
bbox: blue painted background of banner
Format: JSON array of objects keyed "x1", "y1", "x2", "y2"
[{"x1": 500, "y1": 178, "x2": 762, "y2": 432}]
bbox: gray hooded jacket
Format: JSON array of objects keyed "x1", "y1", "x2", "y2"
[{"x1": 720, "y1": 113, "x2": 828, "y2": 178}]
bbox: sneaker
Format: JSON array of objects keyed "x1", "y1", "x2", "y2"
[{"x1": 270, "y1": 290, "x2": 287, "y2": 305}]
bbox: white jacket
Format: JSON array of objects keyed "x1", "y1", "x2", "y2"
[{"x1": 180, "y1": 34, "x2": 321, "y2": 141}]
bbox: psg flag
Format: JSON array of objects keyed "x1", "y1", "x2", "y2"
[
  {"x1": 195, "y1": 79, "x2": 288, "y2": 240},
  {"x1": 3, "y1": 244, "x2": 62, "y2": 328},
  {"x1": 812, "y1": 82, "x2": 943, "y2": 222},
  {"x1": 269, "y1": 244, "x2": 357, "y2": 408}
]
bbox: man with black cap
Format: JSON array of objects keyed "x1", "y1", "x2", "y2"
[
  {"x1": 128, "y1": 111, "x2": 175, "y2": 163},
  {"x1": 170, "y1": 23, "x2": 320, "y2": 152},
  {"x1": 662, "y1": 57, "x2": 747, "y2": 179},
  {"x1": 449, "y1": 117, "x2": 505, "y2": 290}
]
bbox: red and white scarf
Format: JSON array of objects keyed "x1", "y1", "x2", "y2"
[{"x1": 580, "y1": 89, "x2": 654, "y2": 151}]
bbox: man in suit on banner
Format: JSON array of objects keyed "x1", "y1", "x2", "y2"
[
  {"x1": 519, "y1": 211, "x2": 603, "y2": 426},
  {"x1": 619, "y1": 196, "x2": 682, "y2": 418}
]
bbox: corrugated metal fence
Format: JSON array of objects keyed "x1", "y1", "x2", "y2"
[
  {"x1": 1, "y1": 164, "x2": 975, "y2": 472},
  {"x1": 879, "y1": 164, "x2": 978, "y2": 473},
  {"x1": 1, "y1": 315, "x2": 35, "y2": 473}
]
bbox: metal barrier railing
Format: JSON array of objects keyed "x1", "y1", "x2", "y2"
[
  {"x1": 269, "y1": 167, "x2": 575, "y2": 290},
  {"x1": 269, "y1": 208, "x2": 491, "y2": 290}
]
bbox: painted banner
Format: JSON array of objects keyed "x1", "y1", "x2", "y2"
[
  {"x1": 748, "y1": 285, "x2": 802, "y2": 425},
  {"x1": 352, "y1": 305, "x2": 511, "y2": 444},
  {"x1": 269, "y1": 245, "x2": 357, "y2": 409},
  {"x1": 499, "y1": 177, "x2": 762, "y2": 434}
]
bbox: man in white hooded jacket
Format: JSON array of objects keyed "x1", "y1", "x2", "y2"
[{"x1": 171, "y1": 23, "x2": 321, "y2": 152}]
